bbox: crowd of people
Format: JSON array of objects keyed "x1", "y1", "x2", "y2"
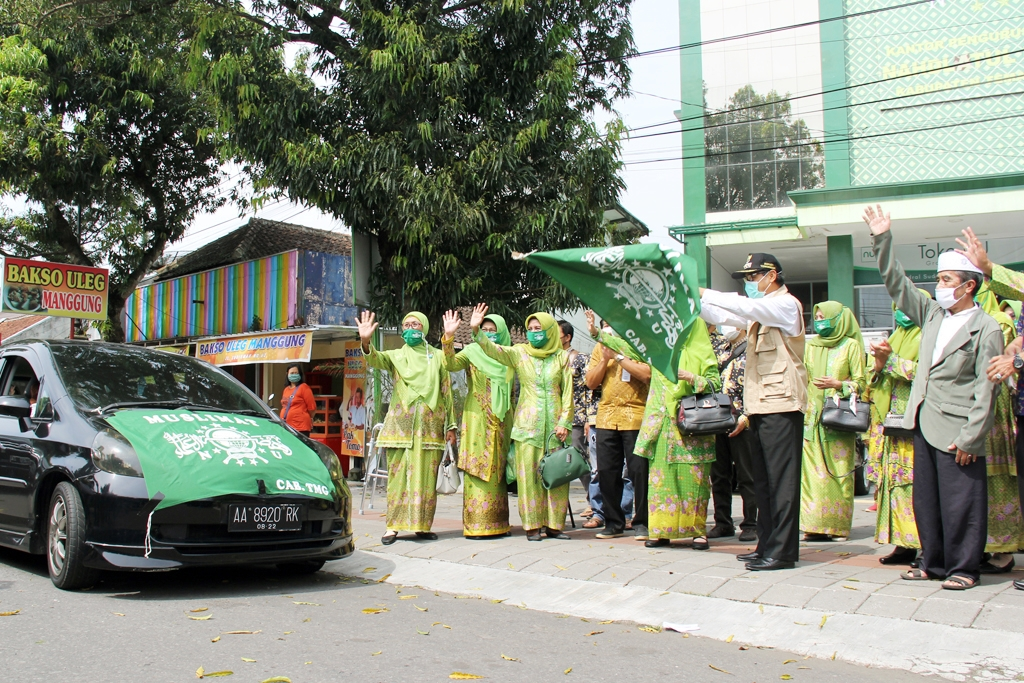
[{"x1": 354, "y1": 203, "x2": 1024, "y2": 592}]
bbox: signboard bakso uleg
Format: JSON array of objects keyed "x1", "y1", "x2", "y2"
[{"x1": 1, "y1": 257, "x2": 109, "y2": 320}]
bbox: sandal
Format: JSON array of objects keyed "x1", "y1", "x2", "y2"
[
  {"x1": 583, "y1": 517, "x2": 604, "y2": 529},
  {"x1": 901, "y1": 568, "x2": 934, "y2": 581},
  {"x1": 942, "y1": 575, "x2": 977, "y2": 591},
  {"x1": 381, "y1": 531, "x2": 398, "y2": 546},
  {"x1": 526, "y1": 530, "x2": 542, "y2": 542},
  {"x1": 692, "y1": 536, "x2": 709, "y2": 551}
]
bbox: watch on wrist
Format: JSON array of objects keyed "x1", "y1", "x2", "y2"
[
  {"x1": 1013, "y1": 353, "x2": 1024, "y2": 371},
  {"x1": 615, "y1": 354, "x2": 625, "y2": 362}
]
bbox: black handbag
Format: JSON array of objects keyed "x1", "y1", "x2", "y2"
[
  {"x1": 882, "y1": 412, "x2": 913, "y2": 439},
  {"x1": 821, "y1": 394, "x2": 871, "y2": 433},
  {"x1": 677, "y1": 392, "x2": 736, "y2": 436}
]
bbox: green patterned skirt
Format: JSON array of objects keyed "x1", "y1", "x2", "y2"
[
  {"x1": 514, "y1": 441, "x2": 569, "y2": 531},
  {"x1": 874, "y1": 433, "x2": 919, "y2": 549},
  {"x1": 800, "y1": 425, "x2": 856, "y2": 537},
  {"x1": 647, "y1": 434, "x2": 713, "y2": 540},
  {"x1": 385, "y1": 435, "x2": 444, "y2": 532},
  {"x1": 463, "y1": 471, "x2": 510, "y2": 537}
]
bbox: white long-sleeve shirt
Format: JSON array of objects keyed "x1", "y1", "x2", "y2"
[
  {"x1": 931, "y1": 305, "x2": 979, "y2": 367},
  {"x1": 699, "y1": 288, "x2": 803, "y2": 338}
]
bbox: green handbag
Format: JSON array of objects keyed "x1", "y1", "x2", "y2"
[
  {"x1": 538, "y1": 432, "x2": 589, "y2": 490},
  {"x1": 505, "y1": 442, "x2": 517, "y2": 484}
]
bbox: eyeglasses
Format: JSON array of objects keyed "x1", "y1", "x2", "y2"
[{"x1": 402, "y1": 321, "x2": 423, "y2": 330}]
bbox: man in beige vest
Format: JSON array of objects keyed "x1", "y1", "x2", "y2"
[{"x1": 699, "y1": 253, "x2": 808, "y2": 570}]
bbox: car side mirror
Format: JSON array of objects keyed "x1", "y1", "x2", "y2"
[{"x1": 0, "y1": 396, "x2": 32, "y2": 419}]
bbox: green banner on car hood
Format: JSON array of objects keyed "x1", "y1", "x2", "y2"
[{"x1": 105, "y1": 409, "x2": 334, "y2": 510}]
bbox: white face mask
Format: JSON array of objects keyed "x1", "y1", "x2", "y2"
[
  {"x1": 935, "y1": 282, "x2": 968, "y2": 310},
  {"x1": 720, "y1": 325, "x2": 741, "y2": 342}
]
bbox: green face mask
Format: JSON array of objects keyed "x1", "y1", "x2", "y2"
[
  {"x1": 485, "y1": 332, "x2": 501, "y2": 343},
  {"x1": 402, "y1": 329, "x2": 424, "y2": 346},
  {"x1": 526, "y1": 330, "x2": 547, "y2": 348},
  {"x1": 893, "y1": 310, "x2": 915, "y2": 328},
  {"x1": 813, "y1": 315, "x2": 839, "y2": 337}
]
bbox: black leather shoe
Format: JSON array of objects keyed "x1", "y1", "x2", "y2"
[
  {"x1": 737, "y1": 529, "x2": 758, "y2": 543},
  {"x1": 879, "y1": 547, "x2": 918, "y2": 566},
  {"x1": 736, "y1": 551, "x2": 762, "y2": 562},
  {"x1": 979, "y1": 556, "x2": 1015, "y2": 574},
  {"x1": 645, "y1": 539, "x2": 670, "y2": 548},
  {"x1": 545, "y1": 530, "x2": 571, "y2": 540},
  {"x1": 1014, "y1": 578, "x2": 1024, "y2": 590},
  {"x1": 381, "y1": 533, "x2": 398, "y2": 545},
  {"x1": 707, "y1": 526, "x2": 735, "y2": 539},
  {"x1": 415, "y1": 531, "x2": 438, "y2": 541},
  {"x1": 746, "y1": 558, "x2": 795, "y2": 571}
]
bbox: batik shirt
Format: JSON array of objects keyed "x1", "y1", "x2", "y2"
[
  {"x1": 710, "y1": 331, "x2": 732, "y2": 373},
  {"x1": 569, "y1": 351, "x2": 592, "y2": 428},
  {"x1": 722, "y1": 344, "x2": 747, "y2": 415}
]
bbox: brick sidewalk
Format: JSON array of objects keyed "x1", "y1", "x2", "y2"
[{"x1": 348, "y1": 482, "x2": 1024, "y2": 634}]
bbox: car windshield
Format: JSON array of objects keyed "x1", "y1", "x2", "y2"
[{"x1": 49, "y1": 344, "x2": 271, "y2": 416}]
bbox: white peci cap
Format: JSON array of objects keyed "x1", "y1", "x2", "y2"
[{"x1": 936, "y1": 250, "x2": 984, "y2": 275}]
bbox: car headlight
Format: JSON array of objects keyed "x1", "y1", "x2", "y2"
[
  {"x1": 308, "y1": 440, "x2": 350, "y2": 498},
  {"x1": 91, "y1": 429, "x2": 145, "y2": 478}
]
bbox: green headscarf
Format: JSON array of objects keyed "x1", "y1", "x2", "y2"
[
  {"x1": 462, "y1": 314, "x2": 514, "y2": 419},
  {"x1": 976, "y1": 281, "x2": 1015, "y2": 342},
  {"x1": 872, "y1": 291, "x2": 929, "y2": 422},
  {"x1": 805, "y1": 301, "x2": 863, "y2": 381},
  {"x1": 389, "y1": 311, "x2": 443, "y2": 410},
  {"x1": 522, "y1": 312, "x2": 561, "y2": 358},
  {"x1": 1003, "y1": 299, "x2": 1022, "y2": 321}
]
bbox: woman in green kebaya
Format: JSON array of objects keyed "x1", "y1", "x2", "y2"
[
  {"x1": 469, "y1": 303, "x2": 573, "y2": 541},
  {"x1": 800, "y1": 301, "x2": 867, "y2": 541},
  {"x1": 440, "y1": 309, "x2": 514, "y2": 539},
  {"x1": 357, "y1": 310, "x2": 456, "y2": 545}
]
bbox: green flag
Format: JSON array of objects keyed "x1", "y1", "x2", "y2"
[
  {"x1": 106, "y1": 409, "x2": 335, "y2": 510},
  {"x1": 525, "y1": 243, "x2": 701, "y2": 378}
]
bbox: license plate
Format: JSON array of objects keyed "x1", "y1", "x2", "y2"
[{"x1": 227, "y1": 503, "x2": 303, "y2": 532}]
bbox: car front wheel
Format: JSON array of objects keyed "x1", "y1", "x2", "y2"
[
  {"x1": 277, "y1": 559, "x2": 326, "y2": 576},
  {"x1": 47, "y1": 482, "x2": 99, "y2": 590}
]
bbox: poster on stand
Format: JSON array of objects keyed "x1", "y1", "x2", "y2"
[
  {"x1": 340, "y1": 341, "x2": 366, "y2": 459},
  {"x1": 2, "y1": 257, "x2": 109, "y2": 320}
]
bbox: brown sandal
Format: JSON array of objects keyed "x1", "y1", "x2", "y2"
[
  {"x1": 942, "y1": 575, "x2": 977, "y2": 590},
  {"x1": 583, "y1": 518, "x2": 603, "y2": 529},
  {"x1": 902, "y1": 568, "x2": 934, "y2": 581}
]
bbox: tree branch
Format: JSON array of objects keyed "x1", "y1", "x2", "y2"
[{"x1": 440, "y1": 0, "x2": 486, "y2": 14}]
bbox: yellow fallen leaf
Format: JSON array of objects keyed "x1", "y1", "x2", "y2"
[
  {"x1": 555, "y1": 565, "x2": 567, "y2": 571},
  {"x1": 363, "y1": 567, "x2": 377, "y2": 573},
  {"x1": 210, "y1": 637, "x2": 221, "y2": 643},
  {"x1": 845, "y1": 578, "x2": 860, "y2": 582},
  {"x1": 585, "y1": 630, "x2": 604, "y2": 636},
  {"x1": 725, "y1": 635, "x2": 734, "y2": 643},
  {"x1": 683, "y1": 633, "x2": 690, "y2": 638},
  {"x1": 241, "y1": 658, "x2": 256, "y2": 663},
  {"x1": 433, "y1": 621, "x2": 442, "y2": 626},
  {"x1": 302, "y1": 618, "x2": 311, "y2": 622},
  {"x1": 781, "y1": 676, "x2": 793, "y2": 681},
  {"x1": 399, "y1": 595, "x2": 418, "y2": 600},
  {"x1": 362, "y1": 608, "x2": 387, "y2": 614},
  {"x1": 415, "y1": 605, "x2": 428, "y2": 611},
  {"x1": 283, "y1": 631, "x2": 293, "y2": 635},
  {"x1": 293, "y1": 601, "x2": 321, "y2": 606},
  {"x1": 501, "y1": 654, "x2": 519, "y2": 661},
  {"x1": 491, "y1": 599, "x2": 505, "y2": 604},
  {"x1": 782, "y1": 659, "x2": 797, "y2": 665},
  {"x1": 205, "y1": 672, "x2": 233, "y2": 678},
  {"x1": 564, "y1": 668, "x2": 573, "y2": 675},
  {"x1": 0, "y1": 610, "x2": 20, "y2": 616},
  {"x1": 221, "y1": 631, "x2": 260, "y2": 635},
  {"x1": 443, "y1": 624, "x2": 452, "y2": 629},
  {"x1": 842, "y1": 585, "x2": 858, "y2": 591},
  {"x1": 708, "y1": 664, "x2": 731, "y2": 674},
  {"x1": 190, "y1": 615, "x2": 213, "y2": 621},
  {"x1": 508, "y1": 563, "x2": 515, "y2": 569},
  {"x1": 261, "y1": 678, "x2": 292, "y2": 683},
  {"x1": 191, "y1": 607, "x2": 209, "y2": 613},
  {"x1": 417, "y1": 630, "x2": 430, "y2": 635},
  {"x1": 196, "y1": 666, "x2": 205, "y2": 679},
  {"x1": 449, "y1": 674, "x2": 484, "y2": 680},
  {"x1": 557, "y1": 615, "x2": 570, "y2": 618},
  {"x1": 377, "y1": 574, "x2": 391, "y2": 583},
  {"x1": 599, "y1": 620, "x2": 614, "y2": 624},
  {"x1": 581, "y1": 618, "x2": 589, "y2": 623},
  {"x1": 798, "y1": 666, "x2": 811, "y2": 670},
  {"x1": 639, "y1": 626, "x2": 660, "y2": 633},
  {"x1": 112, "y1": 612, "x2": 125, "y2": 617},
  {"x1": 304, "y1": 662, "x2": 312, "y2": 665},
  {"x1": 611, "y1": 573, "x2": 617, "y2": 578},
  {"x1": 371, "y1": 651, "x2": 382, "y2": 656},
  {"x1": 836, "y1": 552, "x2": 851, "y2": 557},
  {"x1": 819, "y1": 614, "x2": 828, "y2": 629},
  {"x1": 793, "y1": 622, "x2": 807, "y2": 625},
  {"x1": 517, "y1": 603, "x2": 527, "y2": 610},
  {"x1": 831, "y1": 652, "x2": 837, "y2": 660},
  {"x1": 758, "y1": 605, "x2": 764, "y2": 614}
]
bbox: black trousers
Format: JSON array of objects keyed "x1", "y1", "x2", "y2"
[
  {"x1": 596, "y1": 428, "x2": 646, "y2": 531},
  {"x1": 748, "y1": 412, "x2": 803, "y2": 563},
  {"x1": 572, "y1": 425, "x2": 592, "y2": 501},
  {"x1": 711, "y1": 431, "x2": 758, "y2": 532},
  {"x1": 912, "y1": 431, "x2": 988, "y2": 581}
]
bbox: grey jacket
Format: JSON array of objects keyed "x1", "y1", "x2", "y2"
[{"x1": 874, "y1": 230, "x2": 1003, "y2": 456}]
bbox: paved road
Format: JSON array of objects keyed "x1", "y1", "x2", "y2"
[{"x1": 0, "y1": 547, "x2": 931, "y2": 683}]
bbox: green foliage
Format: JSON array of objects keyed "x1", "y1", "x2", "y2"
[
  {"x1": 192, "y1": 0, "x2": 633, "y2": 329},
  {"x1": 0, "y1": 0, "x2": 224, "y2": 340},
  {"x1": 704, "y1": 84, "x2": 824, "y2": 212}
]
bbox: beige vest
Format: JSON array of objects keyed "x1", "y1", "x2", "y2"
[{"x1": 742, "y1": 286, "x2": 808, "y2": 415}]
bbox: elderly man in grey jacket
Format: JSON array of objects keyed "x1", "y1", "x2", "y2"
[{"x1": 864, "y1": 205, "x2": 1004, "y2": 590}]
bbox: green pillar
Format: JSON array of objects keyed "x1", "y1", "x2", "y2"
[
  {"x1": 679, "y1": 1, "x2": 705, "y2": 225},
  {"x1": 827, "y1": 235, "x2": 854, "y2": 310},
  {"x1": 684, "y1": 232, "x2": 711, "y2": 288},
  {"x1": 819, "y1": 0, "x2": 851, "y2": 187}
]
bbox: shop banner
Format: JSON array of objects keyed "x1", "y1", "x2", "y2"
[
  {"x1": 196, "y1": 329, "x2": 313, "y2": 367},
  {"x1": 2, "y1": 257, "x2": 108, "y2": 320},
  {"x1": 340, "y1": 341, "x2": 366, "y2": 458},
  {"x1": 105, "y1": 409, "x2": 335, "y2": 510}
]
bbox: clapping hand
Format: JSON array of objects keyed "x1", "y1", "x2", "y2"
[
  {"x1": 954, "y1": 227, "x2": 994, "y2": 277},
  {"x1": 442, "y1": 309, "x2": 461, "y2": 339},
  {"x1": 469, "y1": 303, "x2": 489, "y2": 332},
  {"x1": 862, "y1": 204, "x2": 891, "y2": 236},
  {"x1": 357, "y1": 311, "x2": 378, "y2": 347},
  {"x1": 585, "y1": 309, "x2": 599, "y2": 337}
]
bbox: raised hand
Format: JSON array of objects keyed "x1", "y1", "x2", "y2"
[
  {"x1": 469, "y1": 303, "x2": 489, "y2": 332},
  {"x1": 954, "y1": 227, "x2": 993, "y2": 277},
  {"x1": 585, "y1": 309, "x2": 599, "y2": 337},
  {"x1": 442, "y1": 309, "x2": 461, "y2": 339},
  {"x1": 862, "y1": 204, "x2": 891, "y2": 236},
  {"x1": 357, "y1": 310, "x2": 378, "y2": 347}
]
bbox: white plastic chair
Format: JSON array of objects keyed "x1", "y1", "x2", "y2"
[{"x1": 359, "y1": 423, "x2": 388, "y2": 514}]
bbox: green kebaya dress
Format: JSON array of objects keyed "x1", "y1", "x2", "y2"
[
  {"x1": 365, "y1": 312, "x2": 456, "y2": 533},
  {"x1": 474, "y1": 313, "x2": 572, "y2": 532},
  {"x1": 596, "y1": 320, "x2": 721, "y2": 541},
  {"x1": 443, "y1": 314, "x2": 514, "y2": 537},
  {"x1": 801, "y1": 302, "x2": 867, "y2": 538}
]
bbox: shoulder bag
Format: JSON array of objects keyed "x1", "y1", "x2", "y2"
[
  {"x1": 436, "y1": 442, "x2": 461, "y2": 494},
  {"x1": 821, "y1": 393, "x2": 871, "y2": 433},
  {"x1": 538, "y1": 433, "x2": 589, "y2": 490},
  {"x1": 882, "y1": 412, "x2": 913, "y2": 439},
  {"x1": 677, "y1": 392, "x2": 736, "y2": 436}
]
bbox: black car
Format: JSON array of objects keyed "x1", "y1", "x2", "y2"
[{"x1": 0, "y1": 340, "x2": 353, "y2": 589}]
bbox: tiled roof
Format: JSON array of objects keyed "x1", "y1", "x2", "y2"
[
  {"x1": 157, "y1": 218, "x2": 352, "y2": 281},
  {"x1": 0, "y1": 314, "x2": 48, "y2": 341}
]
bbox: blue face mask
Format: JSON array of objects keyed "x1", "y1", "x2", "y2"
[
  {"x1": 744, "y1": 273, "x2": 769, "y2": 299},
  {"x1": 402, "y1": 329, "x2": 424, "y2": 346}
]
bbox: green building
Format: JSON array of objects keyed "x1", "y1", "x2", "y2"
[{"x1": 672, "y1": 0, "x2": 1024, "y2": 329}]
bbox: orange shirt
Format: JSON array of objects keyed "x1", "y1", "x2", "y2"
[{"x1": 280, "y1": 383, "x2": 316, "y2": 432}]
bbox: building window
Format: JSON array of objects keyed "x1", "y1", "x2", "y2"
[
  {"x1": 855, "y1": 283, "x2": 937, "y2": 331},
  {"x1": 705, "y1": 85, "x2": 825, "y2": 212}
]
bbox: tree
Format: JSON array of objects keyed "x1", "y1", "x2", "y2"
[
  {"x1": 191, "y1": 0, "x2": 633, "y2": 329},
  {"x1": 0, "y1": 0, "x2": 224, "y2": 340},
  {"x1": 704, "y1": 84, "x2": 824, "y2": 212}
]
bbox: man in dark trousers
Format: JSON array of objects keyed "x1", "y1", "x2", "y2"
[
  {"x1": 699, "y1": 253, "x2": 808, "y2": 571},
  {"x1": 865, "y1": 205, "x2": 1003, "y2": 590}
]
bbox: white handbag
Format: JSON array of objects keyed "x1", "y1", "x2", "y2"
[{"x1": 436, "y1": 442, "x2": 461, "y2": 494}]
